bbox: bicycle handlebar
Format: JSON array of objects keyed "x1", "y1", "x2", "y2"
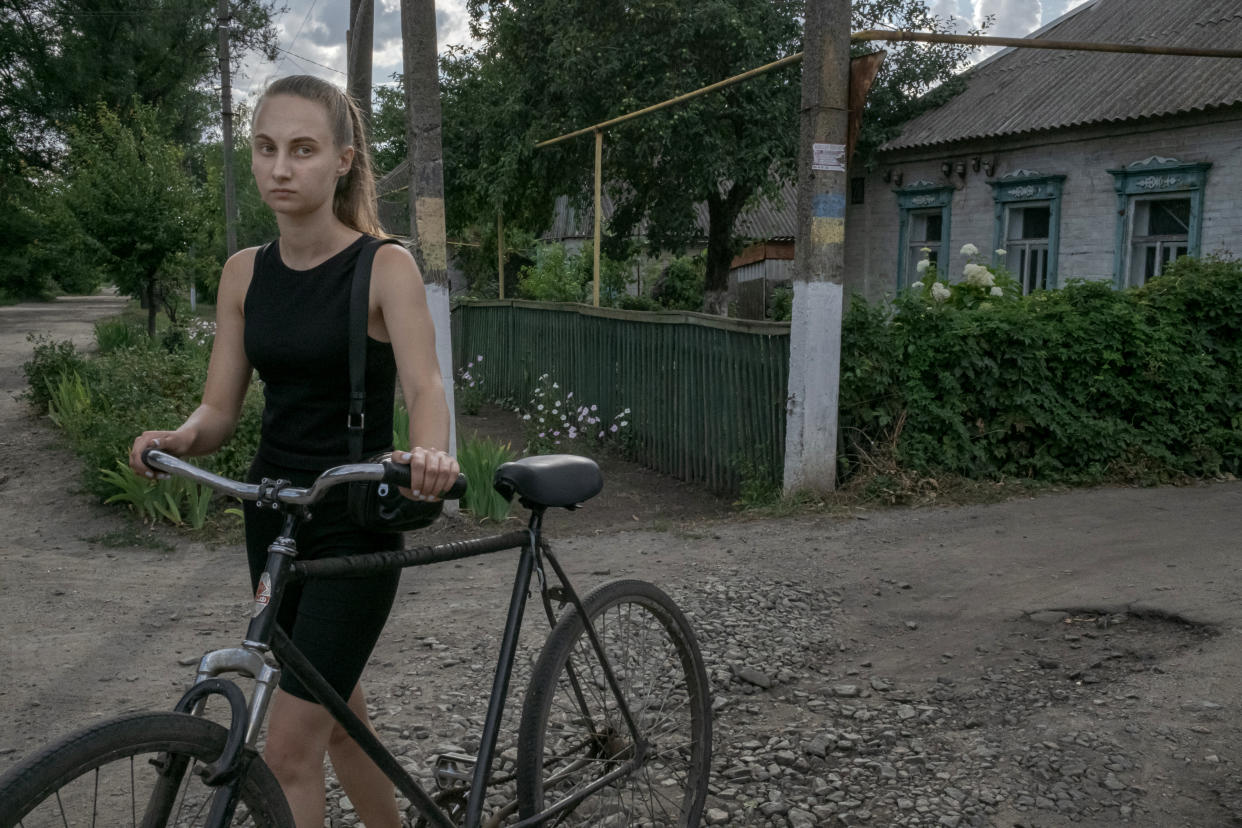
[{"x1": 140, "y1": 449, "x2": 468, "y2": 506}]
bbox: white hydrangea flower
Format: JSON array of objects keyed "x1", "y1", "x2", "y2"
[
  {"x1": 960, "y1": 243, "x2": 979, "y2": 257},
  {"x1": 916, "y1": 259, "x2": 930, "y2": 274},
  {"x1": 990, "y1": 286, "x2": 1003, "y2": 297},
  {"x1": 931, "y1": 282, "x2": 951, "y2": 302},
  {"x1": 995, "y1": 248, "x2": 1007, "y2": 257},
  {"x1": 963, "y1": 263, "x2": 995, "y2": 288}
]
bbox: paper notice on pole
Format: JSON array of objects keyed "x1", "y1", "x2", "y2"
[{"x1": 812, "y1": 143, "x2": 846, "y2": 172}]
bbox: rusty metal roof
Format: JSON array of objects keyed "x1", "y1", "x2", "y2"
[{"x1": 883, "y1": 0, "x2": 1242, "y2": 152}]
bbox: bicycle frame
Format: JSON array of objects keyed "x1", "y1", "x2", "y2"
[{"x1": 187, "y1": 501, "x2": 645, "y2": 828}]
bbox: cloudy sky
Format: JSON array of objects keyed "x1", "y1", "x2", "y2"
[{"x1": 236, "y1": 0, "x2": 1093, "y2": 106}]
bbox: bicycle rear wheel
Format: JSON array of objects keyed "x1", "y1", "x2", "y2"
[
  {"x1": 516, "y1": 579, "x2": 711, "y2": 827},
  {"x1": 0, "y1": 711, "x2": 294, "y2": 827}
]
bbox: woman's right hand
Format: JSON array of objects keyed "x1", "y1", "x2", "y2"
[{"x1": 128, "y1": 430, "x2": 194, "y2": 479}]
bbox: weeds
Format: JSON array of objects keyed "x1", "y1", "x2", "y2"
[{"x1": 457, "y1": 436, "x2": 515, "y2": 523}]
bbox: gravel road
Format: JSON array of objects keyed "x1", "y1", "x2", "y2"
[{"x1": 2, "y1": 295, "x2": 1240, "y2": 827}]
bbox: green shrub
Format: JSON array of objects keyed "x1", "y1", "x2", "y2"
[
  {"x1": 768, "y1": 286, "x2": 793, "y2": 321},
  {"x1": 652, "y1": 255, "x2": 705, "y2": 311},
  {"x1": 23, "y1": 335, "x2": 91, "y2": 410},
  {"x1": 457, "y1": 435, "x2": 515, "y2": 522},
  {"x1": 616, "y1": 293, "x2": 661, "y2": 312},
  {"x1": 94, "y1": 318, "x2": 143, "y2": 353},
  {"x1": 518, "y1": 244, "x2": 583, "y2": 302},
  {"x1": 838, "y1": 254, "x2": 1242, "y2": 486},
  {"x1": 24, "y1": 322, "x2": 263, "y2": 516}
]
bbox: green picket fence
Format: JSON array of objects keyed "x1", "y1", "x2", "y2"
[{"x1": 451, "y1": 299, "x2": 791, "y2": 493}]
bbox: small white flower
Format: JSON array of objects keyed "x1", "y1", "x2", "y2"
[
  {"x1": 566, "y1": 391, "x2": 574, "y2": 399},
  {"x1": 990, "y1": 286, "x2": 1003, "y2": 297},
  {"x1": 931, "y1": 282, "x2": 951, "y2": 302},
  {"x1": 960, "y1": 243, "x2": 979, "y2": 257},
  {"x1": 522, "y1": 414, "x2": 531, "y2": 420},
  {"x1": 537, "y1": 404, "x2": 544, "y2": 411},
  {"x1": 624, "y1": 408, "x2": 631, "y2": 414},
  {"x1": 598, "y1": 430, "x2": 605, "y2": 439},
  {"x1": 920, "y1": 246, "x2": 932, "y2": 253},
  {"x1": 590, "y1": 404, "x2": 598, "y2": 411},
  {"x1": 916, "y1": 259, "x2": 930, "y2": 274},
  {"x1": 476, "y1": 354, "x2": 484, "y2": 362},
  {"x1": 995, "y1": 248, "x2": 1007, "y2": 257},
  {"x1": 620, "y1": 421, "x2": 628, "y2": 427},
  {"x1": 610, "y1": 424, "x2": 619, "y2": 433},
  {"x1": 552, "y1": 382, "x2": 559, "y2": 389}
]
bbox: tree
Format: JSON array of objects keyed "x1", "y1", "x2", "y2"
[
  {"x1": 0, "y1": 0, "x2": 279, "y2": 301},
  {"x1": 850, "y1": 1, "x2": 990, "y2": 165},
  {"x1": 439, "y1": 0, "x2": 984, "y2": 312},
  {"x1": 63, "y1": 102, "x2": 206, "y2": 335},
  {"x1": 0, "y1": 0, "x2": 280, "y2": 168}
]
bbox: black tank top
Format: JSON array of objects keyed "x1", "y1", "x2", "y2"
[{"x1": 244, "y1": 235, "x2": 397, "y2": 470}]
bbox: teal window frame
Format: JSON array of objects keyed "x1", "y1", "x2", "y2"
[
  {"x1": 989, "y1": 172, "x2": 1065, "y2": 292},
  {"x1": 1107, "y1": 156, "x2": 1211, "y2": 288},
  {"x1": 895, "y1": 182, "x2": 953, "y2": 290}
]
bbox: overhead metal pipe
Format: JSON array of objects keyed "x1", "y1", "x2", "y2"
[{"x1": 852, "y1": 29, "x2": 1242, "y2": 60}]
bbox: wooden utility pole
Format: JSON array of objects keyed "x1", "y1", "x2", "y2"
[
  {"x1": 400, "y1": 0, "x2": 457, "y2": 459},
  {"x1": 217, "y1": 0, "x2": 237, "y2": 258},
  {"x1": 346, "y1": 0, "x2": 374, "y2": 130},
  {"x1": 784, "y1": 0, "x2": 850, "y2": 495}
]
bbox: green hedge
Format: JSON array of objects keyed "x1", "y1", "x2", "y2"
[{"x1": 839, "y1": 256, "x2": 1242, "y2": 483}]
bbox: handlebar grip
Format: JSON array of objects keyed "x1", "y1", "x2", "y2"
[
  {"x1": 382, "y1": 460, "x2": 468, "y2": 501},
  {"x1": 140, "y1": 447, "x2": 168, "y2": 472}
]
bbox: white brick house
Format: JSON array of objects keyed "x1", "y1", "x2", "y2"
[{"x1": 843, "y1": 0, "x2": 1242, "y2": 304}]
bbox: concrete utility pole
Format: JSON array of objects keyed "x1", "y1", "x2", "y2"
[
  {"x1": 400, "y1": 0, "x2": 457, "y2": 458},
  {"x1": 346, "y1": 0, "x2": 374, "y2": 130},
  {"x1": 784, "y1": 0, "x2": 850, "y2": 495},
  {"x1": 217, "y1": 0, "x2": 237, "y2": 258}
]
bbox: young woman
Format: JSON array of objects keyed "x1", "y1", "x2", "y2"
[{"x1": 128, "y1": 75, "x2": 458, "y2": 827}]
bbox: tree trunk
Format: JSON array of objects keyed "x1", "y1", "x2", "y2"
[{"x1": 702, "y1": 183, "x2": 752, "y2": 315}]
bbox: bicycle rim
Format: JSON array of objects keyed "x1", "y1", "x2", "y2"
[
  {"x1": 0, "y1": 711, "x2": 293, "y2": 828},
  {"x1": 517, "y1": 579, "x2": 712, "y2": 827}
]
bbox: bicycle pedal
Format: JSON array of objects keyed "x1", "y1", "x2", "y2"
[{"x1": 433, "y1": 752, "x2": 476, "y2": 790}]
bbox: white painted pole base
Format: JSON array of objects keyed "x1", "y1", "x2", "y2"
[
  {"x1": 425, "y1": 282, "x2": 459, "y2": 515},
  {"x1": 783, "y1": 279, "x2": 842, "y2": 495}
]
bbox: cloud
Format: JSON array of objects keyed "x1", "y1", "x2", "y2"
[
  {"x1": 977, "y1": 0, "x2": 1042, "y2": 37},
  {"x1": 236, "y1": 0, "x2": 476, "y2": 103}
]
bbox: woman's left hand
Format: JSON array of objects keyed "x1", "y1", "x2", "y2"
[{"x1": 392, "y1": 446, "x2": 460, "y2": 501}]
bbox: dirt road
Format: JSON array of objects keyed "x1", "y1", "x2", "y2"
[{"x1": 1, "y1": 296, "x2": 1240, "y2": 826}]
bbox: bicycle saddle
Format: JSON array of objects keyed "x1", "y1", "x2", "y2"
[{"x1": 494, "y1": 454, "x2": 603, "y2": 509}]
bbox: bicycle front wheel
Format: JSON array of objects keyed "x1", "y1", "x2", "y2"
[
  {"x1": 0, "y1": 711, "x2": 294, "y2": 827},
  {"x1": 516, "y1": 579, "x2": 712, "y2": 827}
]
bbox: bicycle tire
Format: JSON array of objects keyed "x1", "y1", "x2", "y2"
[
  {"x1": 0, "y1": 711, "x2": 294, "y2": 828},
  {"x1": 515, "y1": 578, "x2": 712, "y2": 827}
]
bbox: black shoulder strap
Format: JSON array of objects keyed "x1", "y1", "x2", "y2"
[{"x1": 347, "y1": 237, "x2": 405, "y2": 461}]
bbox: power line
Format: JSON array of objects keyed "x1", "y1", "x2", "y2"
[
  {"x1": 275, "y1": 0, "x2": 321, "y2": 74},
  {"x1": 273, "y1": 45, "x2": 344, "y2": 76}
]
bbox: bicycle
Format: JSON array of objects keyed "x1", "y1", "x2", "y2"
[{"x1": 0, "y1": 449, "x2": 712, "y2": 827}]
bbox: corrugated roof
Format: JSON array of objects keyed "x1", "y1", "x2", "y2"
[
  {"x1": 883, "y1": 0, "x2": 1242, "y2": 152},
  {"x1": 544, "y1": 181, "x2": 797, "y2": 242}
]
